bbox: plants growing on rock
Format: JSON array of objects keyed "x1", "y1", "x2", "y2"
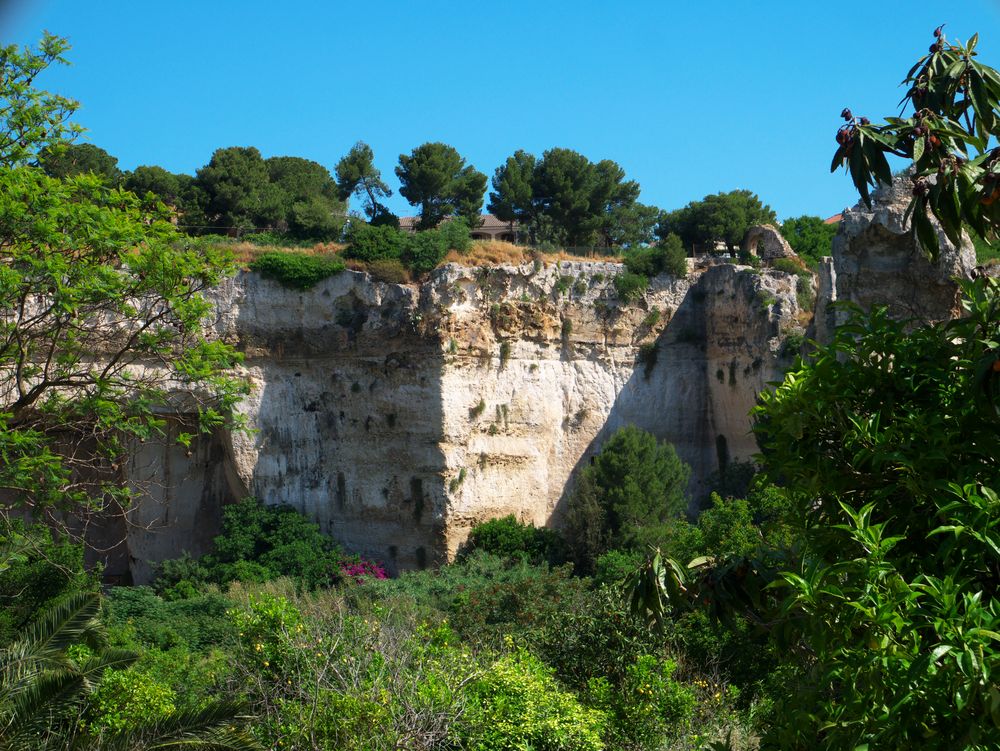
[
  {"x1": 249, "y1": 250, "x2": 346, "y2": 289},
  {"x1": 613, "y1": 271, "x2": 648, "y2": 302}
]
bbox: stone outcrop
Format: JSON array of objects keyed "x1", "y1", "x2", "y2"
[
  {"x1": 114, "y1": 259, "x2": 809, "y2": 581},
  {"x1": 829, "y1": 176, "x2": 976, "y2": 326},
  {"x1": 742, "y1": 224, "x2": 796, "y2": 261}
]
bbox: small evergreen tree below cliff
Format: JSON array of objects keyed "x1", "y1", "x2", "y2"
[{"x1": 565, "y1": 426, "x2": 690, "y2": 571}]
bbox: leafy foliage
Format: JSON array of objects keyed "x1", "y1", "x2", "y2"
[
  {"x1": 396, "y1": 142, "x2": 487, "y2": 229},
  {"x1": 0, "y1": 592, "x2": 258, "y2": 750},
  {"x1": 463, "y1": 515, "x2": 567, "y2": 566},
  {"x1": 659, "y1": 190, "x2": 776, "y2": 253},
  {"x1": 0, "y1": 521, "x2": 96, "y2": 645},
  {"x1": 344, "y1": 217, "x2": 470, "y2": 274},
  {"x1": 466, "y1": 649, "x2": 607, "y2": 751},
  {"x1": 38, "y1": 143, "x2": 121, "y2": 184},
  {"x1": 613, "y1": 271, "x2": 648, "y2": 301},
  {"x1": 248, "y1": 250, "x2": 346, "y2": 289},
  {"x1": 565, "y1": 427, "x2": 690, "y2": 571},
  {"x1": 335, "y1": 141, "x2": 393, "y2": 222},
  {"x1": 155, "y1": 498, "x2": 358, "y2": 593},
  {"x1": 833, "y1": 28, "x2": 1000, "y2": 258},
  {"x1": 487, "y1": 149, "x2": 536, "y2": 226},
  {"x1": 623, "y1": 232, "x2": 688, "y2": 278},
  {"x1": 779, "y1": 215, "x2": 837, "y2": 265},
  {"x1": 750, "y1": 278, "x2": 1000, "y2": 748},
  {"x1": 0, "y1": 151, "x2": 244, "y2": 523},
  {"x1": 0, "y1": 33, "x2": 82, "y2": 168}
]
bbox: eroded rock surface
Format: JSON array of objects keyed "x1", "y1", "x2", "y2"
[
  {"x1": 118, "y1": 260, "x2": 808, "y2": 580},
  {"x1": 830, "y1": 177, "x2": 976, "y2": 325}
]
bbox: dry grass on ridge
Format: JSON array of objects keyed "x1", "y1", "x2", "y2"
[
  {"x1": 227, "y1": 241, "x2": 347, "y2": 265},
  {"x1": 224, "y1": 238, "x2": 621, "y2": 272},
  {"x1": 446, "y1": 240, "x2": 622, "y2": 267}
]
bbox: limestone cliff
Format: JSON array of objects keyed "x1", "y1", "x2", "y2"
[
  {"x1": 829, "y1": 177, "x2": 976, "y2": 326},
  {"x1": 118, "y1": 259, "x2": 807, "y2": 581}
]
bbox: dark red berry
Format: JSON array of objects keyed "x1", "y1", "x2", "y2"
[
  {"x1": 841, "y1": 107, "x2": 853, "y2": 121},
  {"x1": 933, "y1": 24, "x2": 944, "y2": 38},
  {"x1": 859, "y1": 117, "x2": 870, "y2": 126}
]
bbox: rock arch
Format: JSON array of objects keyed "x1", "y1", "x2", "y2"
[{"x1": 741, "y1": 224, "x2": 796, "y2": 261}]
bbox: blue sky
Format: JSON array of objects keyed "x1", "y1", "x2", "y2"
[{"x1": 3, "y1": 0, "x2": 1000, "y2": 221}]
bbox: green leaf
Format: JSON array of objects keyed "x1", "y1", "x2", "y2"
[{"x1": 912, "y1": 201, "x2": 940, "y2": 259}]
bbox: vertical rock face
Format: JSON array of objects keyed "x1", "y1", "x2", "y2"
[
  {"x1": 830, "y1": 177, "x2": 976, "y2": 326},
  {"x1": 118, "y1": 259, "x2": 808, "y2": 580}
]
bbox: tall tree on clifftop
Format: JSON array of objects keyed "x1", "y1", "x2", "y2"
[
  {"x1": 194, "y1": 145, "x2": 285, "y2": 234},
  {"x1": 658, "y1": 190, "x2": 776, "y2": 253},
  {"x1": 335, "y1": 141, "x2": 394, "y2": 223},
  {"x1": 396, "y1": 142, "x2": 487, "y2": 229},
  {"x1": 488, "y1": 149, "x2": 537, "y2": 229}
]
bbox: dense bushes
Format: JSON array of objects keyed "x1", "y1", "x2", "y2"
[
  {"x1": 623, "y1": 232, "x2": 688, "y2": 279},
  {"x1": 155, "y1": 497, "x2": 383, "y2": 595},
  {"x1": 344, "y1": 217, "x2": 471, "y2": 274},
  {"x1": 751, "y1": 278, "x2": 1000, "y2": 747},
  {"x1": 249, "y1": 250, "x2": 345, "y2": 289},
  {"x1": 463, "y1": 515, "x2": 567, "y2": 565},
  {"x1": 466, "y1": 650, "x2": 607, "y2": 751},
  {"x1": 612, "y1": 271, "x2": 648, "y2": 301}
]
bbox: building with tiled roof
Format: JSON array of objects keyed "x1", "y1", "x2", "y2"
[{"x1": 399, "y1": 214, "x2": 520, "y2": 242}]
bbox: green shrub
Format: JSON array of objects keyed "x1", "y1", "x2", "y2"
[
  {"x1": 439, "y1": 217, "x2": 472, "y2": 253},
  {"x1": 448, "y1": 467, "x2": 467, "y2": 493},
  {"x1": 0, "y1": 521, "x2": 96, "y2": 644},
  {"x1": 770, "y1": 257, "x2": 804, "y2": 275},
  {"x1": 154, "y1": 497, "x2": 354, "y2": 592},
  {"x1": 367, "y1": 258, "x2": 410, "y2": 284},
  {"x1": 751, "y1": 278, "x2": 1000, "y2": 747},
  {"x1": 642, "y1": 308, "x2": 661, "y2": 327},
  {"x1": 465, "y1": 650, "x2": 607, "y2": 751},
  {"x1": 613, "y1": 271, "x2": 648, "y2": 302},
  {"x1": 402, "y1": 228, "x2": 449, "y2": 273},
  {"x1": 555, "y1": 275, "x2": 573, "y2": 295},
  {"x1": 623, "y1": 233, "x2": 687, "y2": 279},
  {"x1": 104, "y1": 585, "x2": 235, "y2": 652},
  {"x1": 661, "y1": 233, "x2": 689, "y2": 277},
  {"x1": 498, "y1": 340, "x2": 511, "y2": 368},
  {"x1": 83, "y1": 669, "x2": 176, "y2": 734},
  {"x1": 588, "y1": 655, "x2": 695, "y2": 750},
  {"x1": 781, "y1": 331, "x2": 805, "y2": 356},
  {"x1": 343, "y1": 221, "x2": 407, "y2": 262},
  {"x1": 623, "y1": 248, "x2": 659, "y2": 277},
  {"x1": 464, "y1": 515, "x2": 567, "y2": 566},
  {"x1": 593, "y1": 550, "x2": 645, "y2": 587},
  {"x1": 249, "y1": 250, "x2": 346, "y2": 289},
  {"x1": 228, "y1": 592, "x2": 304, "y2": 679},
  {"x1": 795, "y1": 274, "x2": 814, "y2": 311}
]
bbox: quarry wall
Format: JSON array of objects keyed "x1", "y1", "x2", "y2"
[
  {"x1": 113, "y1": 176, "x2": 976, "y2": 582},
  {"x1": 117, "y1": 257, "x2": 805, "y2": 581}
]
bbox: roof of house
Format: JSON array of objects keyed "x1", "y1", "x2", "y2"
[
  {"x1": 824, "y1": 213, "x2": 843, "y2": 224},
  {"x1": 398, "y1": 213, "x2": 517, "y2": 230}
]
